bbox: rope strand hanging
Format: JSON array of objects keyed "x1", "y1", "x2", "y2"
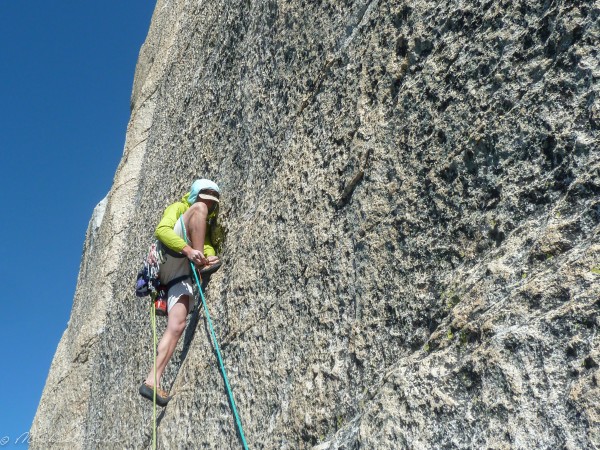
[{"x1": 181, "y1": 216, "x2": 249, "y2": 449}]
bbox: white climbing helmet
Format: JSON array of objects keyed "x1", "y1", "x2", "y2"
[{"x1": 188, "y1": 179, "x2": 220, "y2": 203}]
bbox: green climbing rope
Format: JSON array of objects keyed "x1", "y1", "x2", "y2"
[{"x1": 151, "y1": 300, "x2": 158, "y2": 450}]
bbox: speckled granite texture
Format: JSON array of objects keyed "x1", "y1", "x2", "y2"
[{"x1": 32, "y1": 1, "x2": 599, "y2": 448}]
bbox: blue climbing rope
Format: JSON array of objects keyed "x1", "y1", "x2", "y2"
[{"x1": 180, "y1": 217, "x2": 249, "y2": 450}]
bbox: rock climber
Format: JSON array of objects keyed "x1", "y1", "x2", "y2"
[{"x1": 139, "y1": 178, "x2": 221, "y2": 406}]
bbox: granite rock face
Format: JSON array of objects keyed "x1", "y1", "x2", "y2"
[{"x1": 32, "y1": 0, "x2": 599, "y2": 448}]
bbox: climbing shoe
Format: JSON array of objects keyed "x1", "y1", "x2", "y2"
[
  {"x1": 199, "y1": 260, "x2": 222, "y2": 276},
  {"x1": 139, "y1": 382, "x2": 171, "y2": 407}
]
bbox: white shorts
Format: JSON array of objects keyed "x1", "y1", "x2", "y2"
[{"x1": 167, "y1": 279, "x2": 195, "y2": 313}]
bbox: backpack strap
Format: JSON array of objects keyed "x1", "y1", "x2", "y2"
[{"x1": 179, "y1": 215, "x2": 189, "y2": 244}]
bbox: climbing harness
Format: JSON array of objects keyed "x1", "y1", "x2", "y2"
[
  {"x1": 180, "y1": 216, "x2": 249, "y2": 450},
  {"x1": 136, "y1": 238, "x2": 191, "y2": 316}
]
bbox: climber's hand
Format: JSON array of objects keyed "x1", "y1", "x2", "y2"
[{"x1": 182, "y1": 246, "x2": 208, "y2": 266}]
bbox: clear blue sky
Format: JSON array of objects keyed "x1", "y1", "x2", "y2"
[{"x1": 0, "y1": 1, "x2": 156, "y2": 445}]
